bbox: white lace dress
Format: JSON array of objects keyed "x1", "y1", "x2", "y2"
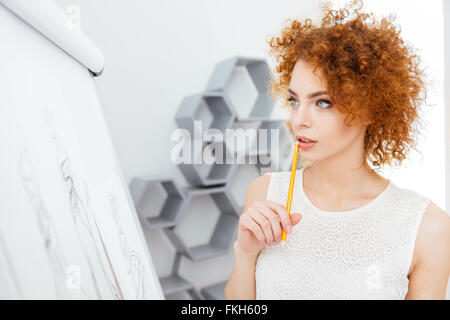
[{"x1": 254, "y1": 168, "x2": 431, "y2": 299}]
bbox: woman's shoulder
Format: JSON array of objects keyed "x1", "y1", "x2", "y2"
[
  {"x1": 408, "y1": 200, "x2": 449, "y2": 294},
  {"x1": 387, "y1": 182, "x2": 433, "y2": 211},
  {"x1": 416, "y1": 201, "x2": 449, "y2": 253},
  {"x1": 242, "y1": 171, "x2": 292, "y2": 210},
  {"x1": 422, "y1": 201, "x2": 449, "y2": 227}
]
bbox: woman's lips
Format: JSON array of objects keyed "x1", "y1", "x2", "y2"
[
  {"x1": 297, "y1": 139, "x2": 317, "y2": 149},
  {"x1": 296, "y1": 136, "x2": 317, "y2": 143}
]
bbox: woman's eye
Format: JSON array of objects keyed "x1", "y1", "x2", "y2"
[
  {"x1": 286, "y1": 97, "x2": 332, "y2": 109},
  {"x1": 317, "y1": 99, "x2": 332, "y2": 109},
  {"x1": 286, "y1": 96, "x2": 299, "y2": 107}
]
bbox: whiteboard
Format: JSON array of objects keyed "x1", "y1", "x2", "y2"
[{"x1": 0, "y1": 0, "x2": 164, "y2": 299}]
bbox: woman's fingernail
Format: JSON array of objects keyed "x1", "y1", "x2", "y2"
[{"x1": 287, "y1": 226, "x2": 292, "y2": 234}]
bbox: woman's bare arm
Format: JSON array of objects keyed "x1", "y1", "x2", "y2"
[
  {"x1": 405, "y1": 202, "x2": 450, "y2": 299},
  {"x1": 224, "y1": 174, "x2": 271, "y2": 300}
]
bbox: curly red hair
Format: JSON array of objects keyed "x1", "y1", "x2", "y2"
[{"x1": 266, "y1": 0, "x2": 432, "y2": 170}]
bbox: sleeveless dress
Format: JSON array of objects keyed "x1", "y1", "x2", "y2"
[{"x1": 254, "y1": 168, "x2": 432, "y2": 300}]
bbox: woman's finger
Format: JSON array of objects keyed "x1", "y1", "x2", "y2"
[
  {"x1": 247, "y1": 207, "x2": 274, "y2": 244},
  {"x1": 254, "y1": 202, "x2": 282, "y2": 243},
  {"x1": 265, "y1": 200, "x2": 293, "y2": 234},
  {"x1": 239, "y1": 214, "x2": 266, "y2": 243}
]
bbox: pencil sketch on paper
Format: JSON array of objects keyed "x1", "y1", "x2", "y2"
[
  {"x1": 109, "y1": 193, "x2": 147, "y2": 299},
  {"x1": 16, "y1": 134, "x2": 91, "y2": 299},
  {"x1": 44, "y1": 109, "x2": 123, "y2": 300}
]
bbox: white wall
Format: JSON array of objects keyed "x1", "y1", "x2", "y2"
[
  {"x1": 54, "y1": 0, "x2": 448, "y2": 299},
  {"x1": 54, "y1": 0, "x2": 319, "y2": 188},
  {"x1": 54, "y1": 0, "x2": 446, "y2": 208}
]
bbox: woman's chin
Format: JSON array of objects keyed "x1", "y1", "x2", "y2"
[{"x1": 300, "y1": 159, "x2": 315, "y2": 167}]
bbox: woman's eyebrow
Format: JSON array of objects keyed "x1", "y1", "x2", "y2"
[{"x1": 288, "y1": 88, "x2": 328, "y2": 99}]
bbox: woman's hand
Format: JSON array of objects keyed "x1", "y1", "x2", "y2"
[{"x1": 236, "y1": 200, "x2": 302, "y2": 256}]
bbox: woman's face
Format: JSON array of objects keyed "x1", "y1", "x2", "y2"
[{"x1": 288, "y1": 59, "x2": 368, "y2": 163}]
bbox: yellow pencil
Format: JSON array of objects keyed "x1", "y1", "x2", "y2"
[{"x1": 281, "y1": 141, "x2": 300, "y2": 242}]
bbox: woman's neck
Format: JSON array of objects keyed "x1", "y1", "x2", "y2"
[{"x1": 303, "y1": 161, "x2": 385, "y2": 199}]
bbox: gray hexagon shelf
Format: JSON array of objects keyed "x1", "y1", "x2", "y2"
[
  {"x1": 257, "y1": 119, "x2": 301, "y2": 172},
  {"x1": 257, "y1": 119, "x2": 285, "y2": 156},
  {"x1": 177, "y1": 139, "x2": 238, "y2": 187},
  {"x1": 175, "y1": 91, "x2": 236, "y2": 141},
  {"x1": 163, "y1": 185, "x2": 240, "y2": 261},
  {"x1": 227, "y1": 163, "x2": 262, "y2": 213},
  {"x1": 228, "y1": 119, "x2": 262, "y2": 163},
  {"x1": 129, "y1": 175, "x2": 186, "y2": 229},
  {"x1": 159, "y1": 273, "x2": 193, "y2": 297},
  {"x1": 201, "y1": 280, "x2": 227, "y2": 300},
  {"x1": 226, "y1": 119, "x2": 298, "y2": 209},
  {"x1": 140, "y1": 226, "x2": 200, "y2": 299},
  {"x1": 205, "y1": 56, "x2": 274, "y2": 121},
  {"x1": 159, "y1": 253, "x2": 202, "y2": 300},
  {"x1": 228, "y1": 119, "x2": 293, "y2": 175}
]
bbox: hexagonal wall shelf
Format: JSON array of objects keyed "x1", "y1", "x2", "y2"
[
  {"x1": 177, "y1": 139, "x2": 238, "y2": 187},
  {"x1": 140, "y1": 226, "x2": 200, "y2": 299},
  {"x1": 159, "y1": 253, "x2": 202, "y2": 300},
  {"x1": 227, "y1": 162, "x2": 263, "y2": 213},
  {"x1": 159, "y1": 273, "x2": 193, "y2": 297},
  {"x1": 228, "y1": 119, "x2": 262, "y2": 163},
  {"x1": 176, "y1": 228, "x2": 238, "y2": 300},
  {"x1": 228, "y1": 119, "x2": 297, "y2": 174},
  {"x1": 205, "y1": 56, "x2": 274, "y2": 121},
  {"x1": 258, "y1": 119, "x2": 284, "y2": 156},
  {"x1": 226, "y1": 119, "x2": 295, "y2": 209},
  {"x1": 175, "y1": 91, "x2": 236, "y2": 141},
  {"x1": 163, "y1": 185, "x2": 240, "y2": 261},
  {"x1": 256, "y1": 119, "x2": 301, "y2": 172},
  {"x1": 129, "y1": 175, "x2": 186, "y2": 229},
  {"x1": 201, "y1": 280, "x2": 227, "y2": 300}
]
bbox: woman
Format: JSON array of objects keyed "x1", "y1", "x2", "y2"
[{"x1": 225, "y1": 0, "x2": 449, "y2": 299}]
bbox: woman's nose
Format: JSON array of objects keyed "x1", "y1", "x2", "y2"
[{"x1": 291, "y1": 104, "x2": 312, "y2": 128}]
